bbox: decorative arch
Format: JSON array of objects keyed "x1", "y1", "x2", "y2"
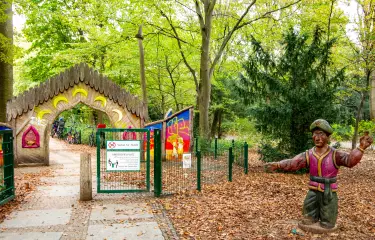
[{"x1": 6, "y1": 63, "x2": 148, "y2": 166}]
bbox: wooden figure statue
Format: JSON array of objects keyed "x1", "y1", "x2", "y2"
[{"x1": 266, "y1": 119, "x2": 373, "y2": 233}]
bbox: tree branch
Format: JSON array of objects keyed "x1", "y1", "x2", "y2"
[
  {"x1": 158, "y1": 7, "x2": 199, "y2": 93},
  {"x1": 194, "y1": 0, "x2": 205, "y2": 30},
  {"x1": 209, "y1": 0, "x2": 302, "y2": 76},
  {"x1": 209, "y1": 0, "x2": 256, "y2": 76}
]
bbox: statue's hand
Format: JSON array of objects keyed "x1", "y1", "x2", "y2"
[
  {"x1": 360, "y1": 131, "x2": 373, "y2": 150},
  {"x1": 264, "y1": 162, "x2": 279, "y2": 172}
]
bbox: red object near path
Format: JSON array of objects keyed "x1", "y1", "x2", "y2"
[{"x1": 97, "y1": 123, "x2": 106, "y2": 129}]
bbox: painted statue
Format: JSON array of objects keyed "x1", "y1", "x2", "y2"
[{"x1": 266, "y1": 119, "x2": 373, "y2": 231}]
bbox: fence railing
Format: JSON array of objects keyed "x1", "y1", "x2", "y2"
[
  {"x1": 194, "y1": 137, "x2": 249, "y2": 190},
  {"x1": 153, "y1": 136, "x2": 249, "y2": 196}
]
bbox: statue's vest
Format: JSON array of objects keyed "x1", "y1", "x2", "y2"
[{"x1": 306, "y1": 147, "x2": 339, "y2": 192}]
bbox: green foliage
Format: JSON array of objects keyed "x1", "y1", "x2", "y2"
[
  {"x1": 331, "y1": 123, "x2": 353, "y2": 142},
  {"x1": 257, "y1": 143, "x2": 289, "y2": 163},
  {"x1": 332, "y1": 120, "x2": 375, "y2": 142},
  {"x1": 221, "y1": 118, "x2": 261, "y2": 147},
  {"x1": 238, "y1": 27, "x2": 345, "y2": 157}
]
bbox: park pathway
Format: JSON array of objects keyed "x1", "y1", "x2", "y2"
[{"x1": 0, "y1": 138, "x2": 177, "y2": 240}]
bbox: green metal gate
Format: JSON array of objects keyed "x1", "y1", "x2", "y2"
[
  {"x1": 97, "y1": 128, "x2": 150, "y2": 193},
  {"x1": 0, "y1": 126, "x2": 15, "y2": 205}
]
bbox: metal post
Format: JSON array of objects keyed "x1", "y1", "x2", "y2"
[
  {"x1": 195, "y1": 137, "x2": 199, "y2": 153},
  {"x1": 96, "y1": 130, "x2": 101, "y2": 192},
  {"x1": 231, "y1": 139, "x2": 235, "y2": 163},
  {"x1": 154, "y1": 129, "x2": 162, "y2": 197},
  {"x1": 214, "y1": 137, "x2": 218, "y2": 159},
  {"x1": 146, "y1": 130, "x2": 150, "y2": 191},
  {"x1": 244, "y1": 142, "x2": 248, "y2": 174},
  {"x1": 197, "y1": 151, "x2": 201, "y2": 191},
  {"x1": 228, "y1": 147, "x2": 233, "y2": 182}
]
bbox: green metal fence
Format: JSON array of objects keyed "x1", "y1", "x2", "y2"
[
  {"x1": 154, "y1": 137, "x2": 249, "y2": 196},
  {"x1": 0, "y1": 127, "x2": 14, "y2": 205},
  {"x1": 96, "y1": 128, "x2": 150, "y2": 193},
  {"x1": 195, "y1": 138, "x2": 249, "y2": 188}
]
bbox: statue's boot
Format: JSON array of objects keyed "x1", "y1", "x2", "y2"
[
  {"x1": 320, "y1": 221, "x2": 335, "y2": 229},
  {"x1": 301, "y1": 217, "x2": 318, "y2": 225}
]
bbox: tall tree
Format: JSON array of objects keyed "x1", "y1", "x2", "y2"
[
  {"x1": 0, "y1": 0, "x2": 13, "y2": 122},
  {"x1": 156, "y1": 0, "x2": 302, "y2": 139},
  {"x1": 339, "y1": 0, "x2": 375, "y2": 148},
  {"x1": 239, "y1": 27, "x2": 345, "y2": 156}
]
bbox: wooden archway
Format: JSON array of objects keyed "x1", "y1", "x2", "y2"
[{"x1": 6, "y1": 63, "x2": 148, "y2": 166}]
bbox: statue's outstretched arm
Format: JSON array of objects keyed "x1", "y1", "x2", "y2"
[
  {"x1": 265, "y1": 152, "x2": 307, "y2": 172},
  {"x1": 336, "y1": 133, "x2": 373, "y2": 168}
]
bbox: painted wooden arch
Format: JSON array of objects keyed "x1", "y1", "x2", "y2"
[{"x1": 6, "y1": 63, "x2": 148, "y2": 166}]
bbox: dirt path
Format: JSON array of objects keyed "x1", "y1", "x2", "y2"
[{"x1": 0, "y1": 138, "x2": 177, "y2": 240}]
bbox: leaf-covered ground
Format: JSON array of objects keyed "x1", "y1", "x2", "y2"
[
  {"x1": 0, "y1": 168, "x2": 53, "y2": 223},
  {"x1": 159, "y1": 149, "x2": 375, "y2": 240}
]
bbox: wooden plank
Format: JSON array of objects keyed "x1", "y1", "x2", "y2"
[
  {"x1": 93, "y1": 71, "x2": 99, "y2": 91},
  {"x1": 54, "y1": 75, "x2": 60, "y2": 95},
  {"x1": 63, "y1": 70, "x2": 70, "y2": 89},
  {"x1": 103, "y1": 77, "x2": 109, "y2": 96},
  {"x1": 74, "y1": 64, "x2": 80, "y2": 84},
  {"x1": 84, "y1": 65, "x2": 91, "y2": 85},
  {"x1": 118, "y1": 90, "x2": 125, "y2": 107},
  {"x1": 98, "y1": 74, "x2": 104, "y2": 94},
  {"x1": 46, "y1": 78, "x2": 53, "y2": 99},
  {"x1": 69, "y1": 67, "x2": 75, "y2": 87},
  {"x1": 113, "y1": 84, "x2": 120, "y2": 103},
  {"x1": 28, "y1": 87, "x2": 35, "y2": 110},
  {"x1": 79, "y1": 63, "x2": 85, "y2": 82},
  {"x1": 89, "y1": 70, "x2": 96, "y2": 88},
  {"x1": 59, "y1": 73, "x2": 65, "y2": 93}
]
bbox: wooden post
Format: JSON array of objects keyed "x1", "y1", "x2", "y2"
[
  {"x1": 80, "y1": 153, "x2": 92, "y2": 201},
  {"x1": 136, "y1": 26, "x2": 148, "y2": 118}
]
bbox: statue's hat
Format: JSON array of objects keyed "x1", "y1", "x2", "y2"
[{"x1": 309, "y1": 119, "x2": 333, "y2": 135}]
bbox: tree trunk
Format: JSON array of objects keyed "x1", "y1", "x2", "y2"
[
  {"x1": 370, "y1": 70, "x2": 375, "y2": 119},
  {"x1": 198, "y1": 4, "x2": 213, "y2": 140},
  {"x1": 210, "y1": 109, "x2": 222, "y2": 138},
  {"x1": 136, "y1": 26, "x2": 148, "y2": 118},
  {"x1": 352, "y1": 92, "x2": 365, "y2": 149},
  {"x1": 0, "y1": 1, "x2": 13, "y2": 122}
]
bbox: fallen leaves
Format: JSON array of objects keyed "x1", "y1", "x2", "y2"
[
  {"x1": 159, "y1": 149, "x2": 375, "y2": 240},
  {"x1": 0, "y1": 168, "x2": 53, "y2": 223}
]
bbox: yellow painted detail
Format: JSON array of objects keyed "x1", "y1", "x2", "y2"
[
  {"x1": 305, "y1": 150, "x2": 309, "y2": 167},
  {"x1": 35, "y1": 109, "x2": 52, "y2": 120},
  {"x1": 112, "y1": 109, "x2": 123, "y2": 123},
  {"x1": 94, "y1": 96, "x2": 107, "y2": 107},
  {"x1": 53, "y1": 96, "x2": 69, "y2": 108},
  {"x1": 72, "y1": 88, "x2": 88, "y2": 97}
]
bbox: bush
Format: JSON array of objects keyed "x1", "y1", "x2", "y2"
[
  {"x1": 257, "y1": 142, "x2": 289, "y2": 163},
  {"x1": 331, "y1": 120, "x2": 375, "y2": 142},
  {"x1": 331, "y1": 123, "x2": 353, "y2": 142},
  {"x1": 221, "y1": 118, "x2": 261, "y2": 147}
]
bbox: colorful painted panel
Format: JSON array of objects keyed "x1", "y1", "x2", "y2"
[
  {"x1": 144, "y1": 123, "x2": 162, "y2": 161},
  {"x1": 165, "y1": 109, "x2": 191, "y2": 160},
  {"x1": 22, "y1": 125, "x2": 40, "y2": 148}
]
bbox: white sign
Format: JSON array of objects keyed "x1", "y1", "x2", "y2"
[
  {"x1": 107, "y1": 151, "x2": 140, "y2": 171},
  {"x1": 107, "y1": 140, "x2": 140, "y2": 150},
  {"x1": 182, "y1": 153, "x2": 192, "y2": 169}
]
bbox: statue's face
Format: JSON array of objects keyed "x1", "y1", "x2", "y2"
[{"x1": 312, "y1": 129, "x2": 329, "y2": 148}]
